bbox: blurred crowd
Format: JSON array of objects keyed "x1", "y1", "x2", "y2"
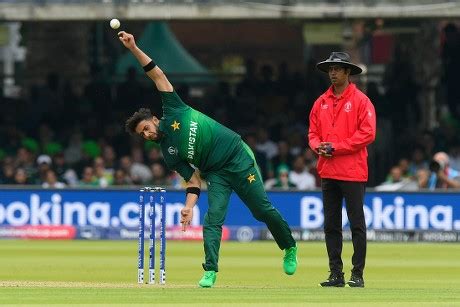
[
  {"x1": 1, "y1": 22, "x2": 460, "y2": 190},
  {"x1": 0, "y1": 55, "x2": 330, "y2": 190}
]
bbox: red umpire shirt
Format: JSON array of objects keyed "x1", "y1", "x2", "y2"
[{"x1": 308, "y1": 83, "x2": 376, "y2": 182}]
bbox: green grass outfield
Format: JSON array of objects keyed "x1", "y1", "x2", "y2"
[{"x1": 1, "y1": 240, "x2": 459, "y2": 306}]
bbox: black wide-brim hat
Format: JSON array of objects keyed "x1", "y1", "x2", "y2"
[{"x1": 316, "y1": 52, "x2": 362, "y2": 75}]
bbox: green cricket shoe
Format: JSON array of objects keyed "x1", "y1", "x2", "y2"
[
  {"x1": 283, "y1": 245, "x2": 298, "y2": 275},
  {"x1": 198, "y1": 271, "x2": 217, "y2": 288}
]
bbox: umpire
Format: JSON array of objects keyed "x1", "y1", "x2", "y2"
[{"x1": 308, "y1": 52, "x2": 376, "y2": 288}]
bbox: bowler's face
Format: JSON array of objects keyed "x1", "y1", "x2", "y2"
[
  {"x1": 328, "y1": 65, "x2": 349, "y2": 86},
  {"x1": 135, "y1": 118, "x2": 160, "y2": 141}
]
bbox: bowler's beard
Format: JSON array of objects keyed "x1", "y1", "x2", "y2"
[
  {"x1": 151, "y1": 121, "x2": 164, "y2": 141},
  {"x1": 152, "y1": 131, "x2": 165, "y2": 141}
]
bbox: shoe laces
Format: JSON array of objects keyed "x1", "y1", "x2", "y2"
[
  {"x1": 328, "y1": 271, "x2": 344, "y2": 280},
  {"x1": 284, "y1": 248, "x2": 296, "y2": 262},
  {"x1": 204, "y1": 271, "x2": 214, "y2": 279}
]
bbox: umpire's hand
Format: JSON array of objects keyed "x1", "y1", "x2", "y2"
[{"x1": 317, "y1": 142, "x2": 334, "y2": 158}]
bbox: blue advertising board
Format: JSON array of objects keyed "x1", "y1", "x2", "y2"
[{"x1": 0, "y1": 189, "x2": 459, "y2": 231}]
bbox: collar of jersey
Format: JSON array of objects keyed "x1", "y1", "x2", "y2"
[
  {"x1": 156, "y1": 119, "x2": 168, "y2": 144},
  {"x1": 326, "y1": 82, "x2": 356, "y2": 99},
  {"x1": 158, "y1": 118, "x2": 168, "y2": 136}
]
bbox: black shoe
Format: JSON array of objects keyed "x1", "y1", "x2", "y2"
[
  {"x1": 346, "y1": 274, "x2": 365, "y2": 288},
  {"x1": 319, "y1": 271, "x2": 345, "y2": 287}
]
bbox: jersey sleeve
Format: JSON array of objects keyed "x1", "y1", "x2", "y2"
[
  {"x1": 160, "y1": 91, "x2": 189, "y2": 113},
  {"x1": 308, "y1": 98, "x2": 322, "y2": 152},
  {"x1": 171, "y1": 160, "x2": 195, "y2": 182}
]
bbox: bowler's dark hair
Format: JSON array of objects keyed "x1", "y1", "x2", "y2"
[{"x1": 125, "y1": 108, "x2": 153, "y2": 135}]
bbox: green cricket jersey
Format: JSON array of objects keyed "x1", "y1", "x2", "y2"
[{"x1": 158, "y1": 91, "x2": 241, "y2": 181}]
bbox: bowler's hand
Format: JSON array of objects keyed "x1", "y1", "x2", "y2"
[
  {"x1": 180, "y1": 207, "x2": 193, "y2": 232},
  {"x1": 118, "y1": 31, "x2": 136, "y2": 50}
]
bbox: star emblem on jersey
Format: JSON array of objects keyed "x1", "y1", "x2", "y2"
[
  {"x1": 171, "y1": 120, "x2": 180, "y2": 131},
  {"x1": 247, "y1": 174, "x2": 256, "y2": 183}
]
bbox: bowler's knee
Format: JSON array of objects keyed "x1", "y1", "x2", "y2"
[
  {"x1": 204, "y1": 210, "x2": 226, "y2": 226},
  {"x1": 250, "y1": 205, "x2": 275, "y2": 222}
]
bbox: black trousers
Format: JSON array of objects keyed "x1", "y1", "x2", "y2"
[{"x1": 321, "y1": 178, "x2": 366, "y2": 276}]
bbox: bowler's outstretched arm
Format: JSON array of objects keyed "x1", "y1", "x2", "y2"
[{"x1": 118, "y1": 31, "x2": 173, "y2": 93}]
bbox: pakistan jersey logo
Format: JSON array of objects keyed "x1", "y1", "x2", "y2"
[
  {"x1": 187, "y1": 121, "x2": 198, "y2": 160},
  {"x1": 168, "y1": 146, "x2": 178, "y2": 155},
  {"x1": 247, "y1": 174, "x2": 256, "y2": 183},
  {"x1": 171, "y1": 120, "x2": 180, "y2": 131}
]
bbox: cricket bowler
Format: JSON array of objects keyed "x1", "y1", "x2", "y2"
[{"x1": 118, "y1": 31, "x2": 297, "y2": 288}]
